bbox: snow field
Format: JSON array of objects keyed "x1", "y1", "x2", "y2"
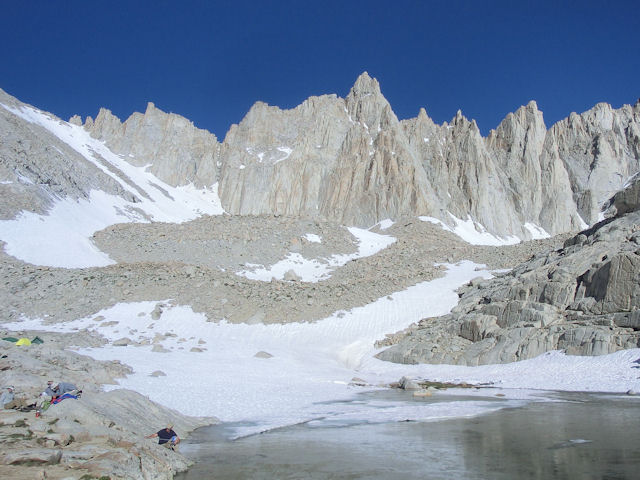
[{"x1": 5, "y1": 261, "x2": 640, "y2": 438}]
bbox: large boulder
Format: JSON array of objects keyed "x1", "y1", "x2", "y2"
[{"x1": 378, "y1": 180, "x2": 640, "y2": 365}]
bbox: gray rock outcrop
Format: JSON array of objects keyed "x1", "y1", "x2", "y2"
[
  {"x1": 377, "y1": 176, "x2": 640, "y2": 366},
  {"x1": 0, "y1": 89, "x2": 132, "y2": 219},
  {"x1": 84, "y1": 102, "x2": 221, "y2": 188},
  {"x1": 550, "y1": 102, "x2": 640, "y2": 224},
  {"x1": 2, "y1": 76, "x2": 638, "y2": 240},
  {"x1": 216, "y1": 73, "x2": 639, "y2": 238},
  {"x1": 0, "y1": 330, "x2": 216, "y2": 479}
]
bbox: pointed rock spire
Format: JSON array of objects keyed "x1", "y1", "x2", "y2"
[
  {"x1": 345, "y1": 72, "x2": 397, "y2": 131},
  {"x1": 350, "y1": 71, "x2": 381, "y2": 96}
]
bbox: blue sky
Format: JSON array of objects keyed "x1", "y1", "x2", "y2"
[{"x1": 2, "y1": 1, "x2": 638, "y2": 138}]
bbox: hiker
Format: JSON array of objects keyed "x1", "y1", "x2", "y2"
[
  {"x1": 44, "y1": 380, "x2": 56, "y2": 396},
  {"x1": 36, "y1": 380, "x2": 80, "y2": 417},
  {"x1": 51, "y1": 381, "x2": 80, "y2": 396},
  {"x1": 36, "y1": 381, "x2": 53, "y2": 416},
  {"x1": 45, "y1": 380, "x2": 80, "y2": 397},
  {"x1": 0, "y1": 386, "x2": 14, "y2": 409},
  {"x1": 146, "y1": 424, "x2": 180, "y2": 449}
]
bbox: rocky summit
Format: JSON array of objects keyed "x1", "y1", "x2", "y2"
[
  {"x1": 0, "y1": 73, "x2": 639, "y2": 478},
  {"x1": 2, "y1": 73, "x2": 640, "y2": 237}
]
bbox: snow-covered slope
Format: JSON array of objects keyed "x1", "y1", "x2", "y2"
[
  {"x1": 6, "y1": 261, "x2": 639, "y2": 437},
  {"x1": 1, "y1": 87, "x2": 640, "y2": 442},
  {"x1": 0, "y1": 102, "x2": 224, "y2": 267}
]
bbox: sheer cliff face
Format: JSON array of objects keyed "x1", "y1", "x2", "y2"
[
  {"x1": 217, "y1": 94, "x2": 350, "y2": 218},
  {"x1": 217, "y1": 74, "x2": 438, "y2": 226},
  {"x1": 81, "y1": 102, "x2": 221, "y2": 188},
  {"x1": 548, "y1": 102, "x2": 640, "y2": 224},
  {"x1": 217, "y1": 73, "x2": 639, "y2": 237},
  {"x1": 319, "y1": 73, "x2": 437, "y2": 226},
  {"x1": 3, "y1": 72, "x2": 638, "y2": 239}
]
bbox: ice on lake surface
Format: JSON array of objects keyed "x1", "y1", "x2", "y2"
[{"x1": 177, "y1": 390, "x2": 640, "y2": 480}]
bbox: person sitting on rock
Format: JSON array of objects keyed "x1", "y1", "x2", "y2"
[
  {"x1": 51, "y1": 381, "x2": 80, "y2": 397},
  {"x1": 44, "y1": 380, "x2": 56, "y2": 397},
  {"x1": 36, "y1": 381, "x2": 55, "y2": 417},
  {"x1": 0, "y1": 386, "x2": 15, "y2": 409},
  {"x1": 36, "y1": 381, "x2": 81, "y2": 416},
  {"x1": 146, "y1": 424, "x2": 180, "y2": 450}
]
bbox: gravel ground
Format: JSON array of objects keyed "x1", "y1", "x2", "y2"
[{"x1": 1, "y1": 215, "x2": 569, "y2": 327}]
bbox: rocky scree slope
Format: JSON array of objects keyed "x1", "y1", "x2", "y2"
[
  {"x1": 377, "y1": 175, "x2": 640, "y2": 366},
  {"x1": 0, "y1": 215, "x2": 565, "y2": 328},
  {"x1": 0, "y1": 90, "x2": 133, "y2": 220}
]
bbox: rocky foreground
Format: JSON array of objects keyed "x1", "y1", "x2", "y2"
[
  {"x1": 0, "y1": 330, "x2": 215, "y2": 480},
  {"x1": 0, "y1": 214, "x2": 565, "y2": 479},
  {"x1": 378, "y1": 175, "x2": 640, "y2": 365},
  {"x1": 1, "y1": 194, "x2": 639, "y2": 479},
  {"x1": 1, "y1": 133, "x2": 639, "y2": 478}
]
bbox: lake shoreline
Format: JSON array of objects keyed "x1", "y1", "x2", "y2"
[{"x1": 176, "y1": 389, "x2": 640, "y2": 479}]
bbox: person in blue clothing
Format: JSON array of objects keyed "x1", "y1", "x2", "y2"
[
  {"x1": 52, "y1": 381, "x2": 79, "y2": 396},
  {"x1": 146, "y1": 424, "x2": 180, "y2": 450},
  {"x1": 0, "y1": 386, "x2": 15, "y2": 408},
  {"x1": 44, "y1": 380, "x2": 56, "y2": 396},
  {"x1": 44, "y1": 380, "x2": 79, "y2": 397}
]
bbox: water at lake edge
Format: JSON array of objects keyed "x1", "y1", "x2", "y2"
[{"x1": 176, "y1": 390, "x2": 640, "y2": 480}]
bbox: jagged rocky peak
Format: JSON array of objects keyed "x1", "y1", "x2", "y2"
[
  {"x1": 86, "y1": 107, "x2": 124, "y2": 137},
  {"x1": 548, "y1": 100, "x2": 640, "y2": 225},
  {"x1": 217, "y1": 72, "x2": 639, "y2": 237},
  {"x1": 80, "y1": 101, "x2": 220, "y2": 188},
  {"x1": 416, "y1": 107, "x2": 437, "y2": 129},
  {"x1": 345, "y1": 71, "x2": 397, "y2": 132},
  {"x1": 487, "y1": 100, "x2": 545, "y2": 149},
  {"x1": 216, "y1": 88, "x2": 355, "y2": 218},
  {"x1": 400, "y1": 107, "x2": 439, "y2": 147},
  {"x1": 68, "y1": 114, "x2": 83, "y2": 126},
  {"x1": 448, "y1": 109, "x2": 481, "y2": 136},
  {"x1": 511, "y1": 100, "x2": 545, "y2": 127},
  {"x1": 3, "y1": 77, "x2": 639, "y2": 241},
  {"x1": 224, "y1": 93, "x2": 348, "y2": 156},
  {"x1": 348, "y1": 71, "x2": 381, "y2": 98},
  {"x1": 242, "y1": 101, "x2": 279, "y2": 124}
]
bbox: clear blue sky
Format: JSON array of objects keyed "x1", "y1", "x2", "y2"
[{"x1": 2, "y1": 1, "x2": 638, "y2": 138}]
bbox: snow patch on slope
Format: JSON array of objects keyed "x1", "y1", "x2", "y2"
[
  {"x1": 0, "y1": 103, "x2": 224, "y2": 268},
  {"x1": 238, "y1": 227, "x2": 396, "y2": 282},
  {"x1": 524, "y1": 222, "x2": 551, "y2": 240},
  {"x1": 419, "y1": 215, "x2": 521, "y2": 246},
  {"x1": 5, "y1": 260, "x2": 639, "y2": 437}
]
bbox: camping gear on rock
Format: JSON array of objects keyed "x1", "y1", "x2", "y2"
[{"x1": 2, "y1": 336, "x2": 44, "y2": 344}]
